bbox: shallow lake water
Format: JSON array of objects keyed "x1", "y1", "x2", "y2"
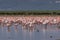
[{"x1": 0, "y1": 24, "x2": 60, "y2": 40}]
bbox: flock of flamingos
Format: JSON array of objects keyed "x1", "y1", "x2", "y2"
[{"x1": 0, "y1": 16, "x2": 60, "y2": 32}]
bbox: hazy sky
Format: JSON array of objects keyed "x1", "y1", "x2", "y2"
[{"x1": 0, "y1": 0, "x2": 60, "y2": 10}]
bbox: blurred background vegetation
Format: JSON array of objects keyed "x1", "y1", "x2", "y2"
[{"x1": 0, "y1": 10, "x2": 60, "y2": 15}]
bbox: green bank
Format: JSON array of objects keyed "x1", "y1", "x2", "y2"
[{"x1": 0, "y1": 10, "x2": 60, "y2": 15}]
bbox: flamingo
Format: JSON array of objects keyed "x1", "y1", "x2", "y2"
[
  {"x1": 3, "y1": 18, "x2": 12, "y2": 32},
  {"x1": 0, "y1": 19, "x2": 2, "y2": 28},
  {"x1": 27, "y1": 19, "x2": 36, "y2": 32},
  {"x1": 6, "y1": 22, "x2": 11, "y2": 32},
  {"x1": 42, "y1": 18, "x2": 49, "y2": 30}
]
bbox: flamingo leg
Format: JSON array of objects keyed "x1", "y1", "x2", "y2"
[
  {"x1": 14, "y1": 25, "x2": 18, "y2": 32},
  {"x1": 7, "y1": 26, "x2": 11, "y2": 32},
  {"x1": 45, "y1": 24, "x2": 47, "y2": 30}
]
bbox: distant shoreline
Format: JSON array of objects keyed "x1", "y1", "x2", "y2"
[
  {"x1": 0, "y1": 15, "x2": 60, "y2": 17},
  {"x1": 0, "y1": 10, "x2": 60, "y2": 15}
]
